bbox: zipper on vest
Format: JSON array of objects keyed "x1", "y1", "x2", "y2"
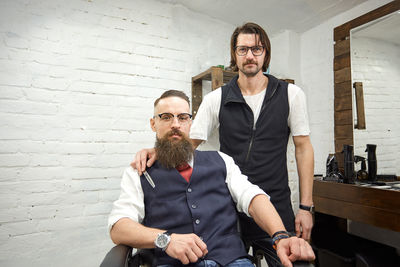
[
  {"x1": 244, "y1": 85, "x2": 277, "y2": 164},
  {"x1": 245, "y1": 124, "x2": 256, "y2": 163}
]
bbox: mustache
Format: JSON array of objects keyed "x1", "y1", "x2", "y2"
[
  {"x1": 244, "y1": 60, "x2": 257, "y2": 65},
  {"x1": 166, "y1": 129, "x2": 183, "y2": 137}
]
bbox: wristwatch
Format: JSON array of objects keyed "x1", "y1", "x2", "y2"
[
  {"x1": 154, "y1": 232, "x2": 171, "y2": 251},
  {"x1": 299, "y1": 204, "x2": 314, "y2": 213}
]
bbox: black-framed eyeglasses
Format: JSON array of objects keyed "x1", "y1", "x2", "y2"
[
  {"x1": 235, "y1": 46, "x2": 264, "y2": 56},
  {"x1": 155, "y1": 113, "x2": 192, "y2": 124}
]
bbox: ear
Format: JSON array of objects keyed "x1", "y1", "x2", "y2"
[{"x1": 150, "y1": 117, "x2": 156, "y2": 132}]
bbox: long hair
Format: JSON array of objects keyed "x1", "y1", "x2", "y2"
[{"x1": 229, "y1": 22, "x2": 271, "y2": 72}]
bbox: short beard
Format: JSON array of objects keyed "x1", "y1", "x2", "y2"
[
  {"x1": 239, "y1": 61, "x2": 262, "y2": 77},
  {"x1": 155, "y1": 129, "x2": 194, "y2": 169}
]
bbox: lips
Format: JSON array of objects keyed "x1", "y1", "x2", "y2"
[
  {"x1": 244, "y1": 62, "x2": 257, "y2": 67},
  {"x1": 167, "y1": 129, "x2": 183, "y2": 139}
]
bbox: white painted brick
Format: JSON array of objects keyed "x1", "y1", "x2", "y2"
[
  {"x1": 0, "y1": 207, "x2": 30, "y2": 223},
  {"x1": 0, "y1": 154, "x2": 31, "y2": 167},
  {"x1": 0, "y1": 0, "x2": 301, "y2": 265}
]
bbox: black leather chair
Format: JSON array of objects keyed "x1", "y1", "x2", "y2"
[{"x1": 100, "y1": 240, "x2": 314, "y2": 267}]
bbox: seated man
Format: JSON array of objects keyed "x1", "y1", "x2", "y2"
[{"x1": 108, "y1": 90, "x2": 315, "y2": 267}]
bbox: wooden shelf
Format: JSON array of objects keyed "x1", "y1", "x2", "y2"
[{"x1": 191, "y1": 67, "x2": 237, "y2": 117}]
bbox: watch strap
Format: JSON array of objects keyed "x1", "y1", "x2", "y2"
[
  {"x1": 271, "y1": 233, "x2": 291, "y2": 250},
  {"x1": 299, "y1": 204, "x2": 314, "y2": 212}
]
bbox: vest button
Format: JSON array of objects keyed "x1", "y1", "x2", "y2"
[
  {"x1": 195, "y1": 219, "x2": 200, "y2": 224},
  {"x1": 191, "y1": 204, "x2": 197, "y2": 209},
  {"x1": 187, "y1": 188, "x2": 192, "y2": 193}
]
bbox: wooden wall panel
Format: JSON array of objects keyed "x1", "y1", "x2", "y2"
[
  {"x1": 334, "y1": 39, "x2": 350, "y2": 57},
  {"x1": 334, "y1": 124, "x2": 353, "y2": 140},
  {"x1": 334, "y1": 53, "x2": 351, "y2": 71},
  {"x1": 334, "y1": 95, "x2": 352, "y2": 111},
  {"x1": 334, "y1": 67, "x2": 351, "y2": 84},
  {"x1": 334, "y1": 110, "x2": 352, "y2": 125},
  {"x1": 335, "y1": 81, "x2": 352, "y2": 97},
  {"x1": 191, "y1": 80, "x2": 202, "y2": 118},
  {"x1": 334, "y1": 1, "x2": 400, "y2": 42}
]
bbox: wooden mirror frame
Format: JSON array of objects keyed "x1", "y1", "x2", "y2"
[{"x1": 333, "y1": 0, "x2": 400, "y2": 169}]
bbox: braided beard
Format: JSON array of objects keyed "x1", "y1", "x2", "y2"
[{"x1": 155, "y1": 129, "x2": 194, "y2": 169}]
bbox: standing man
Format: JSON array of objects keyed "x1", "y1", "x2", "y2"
[{"x1": 134, "y1": 22, "x2": 314, "y2": 265}]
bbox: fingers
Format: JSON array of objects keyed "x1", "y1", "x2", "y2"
[
  {"x1": 276, "y1": 245, "x2": 293, "y2": 267},
  {"x1": 139, "y1": 150, "x2": 148, "y2": 174},
  {"x1": 302, "y1": 241, "x2": 316, "y2": 261},
  {"x1": 277, "y1": 237, "x2": 315, "y2": 266},
  {"x1": 147, "y1": 153, "x2": 156, "y2": 168},
  {"x1": 301, "y1": 225, "x2": 311, "y2": 241},
  {"x1": 295, "y1": 218, "x2": 301, "y2": 237},
  {"x1": 295, "y1": 210, "x2": 313, "y2": 240},
  {"x1": 132, "y1": 148, "x2": 153, "y2": 175},
  {"x1": 194, "y1": 236, "x2": 208, "y2": 257},
  {"x1": 166, "y1": 233, "x2": 208, "y2": 265}
]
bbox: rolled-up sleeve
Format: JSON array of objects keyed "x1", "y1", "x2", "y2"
[
  {"x1": 107, "y1": 167, "x2": 145, "y2": 233},
  {"x1": 288, "y1": 84, "x2": 310, "y2": 136},
  {"x1": 218, "y1": 152, "x2": 269, "y2": 217}
]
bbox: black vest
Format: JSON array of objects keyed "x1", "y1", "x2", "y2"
[
  {"x1": 140, "y1": 151, "x2": 247, "y2": 266},
  {"x1": 219, "y1": 74, "x2": 295, "y2": 240}
]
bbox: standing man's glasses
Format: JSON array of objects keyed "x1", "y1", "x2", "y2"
[{"x1": 235, "y1": 46, "x2": 264, "y2": 56}]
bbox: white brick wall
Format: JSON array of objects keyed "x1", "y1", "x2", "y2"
[
  {"x1": 352, "y1": 37, "x2": 400, "y2": 175},
  {"x1": 1, "y1": 0, "x2": 395, "y2": 265},
  {"x1": 0, "y1": 0, "x2": 233, "y2": 266}
]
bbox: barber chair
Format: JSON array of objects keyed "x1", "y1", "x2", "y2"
[{"x1": 100, "y1": 239, "x2": 314, "y2": 267}]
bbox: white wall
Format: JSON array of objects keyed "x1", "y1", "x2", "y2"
[
  {"x1": 352, "y1": 37, "x2": 400, "y2": 175},
  {"x1": 0, "y1": 0, "x2": 233, "y2": 266}
]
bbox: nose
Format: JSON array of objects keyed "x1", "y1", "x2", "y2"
[
  {"x1": 245, "y1": 48, "x2": 255, "y2": 59},
  {"x1": 170, "y1": 116, "x2": 181, "y2": 128}
]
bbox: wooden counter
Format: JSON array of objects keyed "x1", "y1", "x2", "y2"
[{"x1": 313, "y1": 179, "x2": 400, "y2": 232}]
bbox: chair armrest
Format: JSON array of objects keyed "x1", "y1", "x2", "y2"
[
  {"x1": 251, "y1": 238, "x2": 314, "y2": 267},
  {"x1": 100, "y1": 244, "x2": 132, "y2": 267}
]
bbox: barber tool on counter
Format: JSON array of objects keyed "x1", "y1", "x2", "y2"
[
  {"x1": 354, "y1": 156, "x2": 368, "y2": 181},
  {"x1": 343, "y1": 145, "x2": 355, "y2": 184},
  {"x1": 323, "y1": 154, "x2": 344, "y2": 182},
  {"x1": 365, "y1": 144, "x2": 377, "y2": 182}
]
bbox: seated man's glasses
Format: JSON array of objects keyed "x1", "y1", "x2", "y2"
[
  {"x1": 156, "y1": 113, "x2": 192, "y2": 124},
  {"x1": 235, "y1": 46, "x2": 264, "y2": 56}
]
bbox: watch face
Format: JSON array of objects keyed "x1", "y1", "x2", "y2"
[{"x1": 156, "y1": 233, "x2": 170, "y2": 249}]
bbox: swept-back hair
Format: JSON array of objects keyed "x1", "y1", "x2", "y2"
[{"x1": 154, "y1": 90, "x2": 190, "y2": 107}]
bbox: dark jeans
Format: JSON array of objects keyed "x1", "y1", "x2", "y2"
[{"x1": 157, "y1": 258, "x2": 253, "y2": 267}]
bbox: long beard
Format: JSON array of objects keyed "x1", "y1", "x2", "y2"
[{"x1": 155, "y1": 129, "x2": 194, "y2": 169}]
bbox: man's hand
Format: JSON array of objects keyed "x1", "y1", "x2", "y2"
[
  {"x1": 276, "y1": 236, "x2": 315, "y2": 267},
  {"x1": 295, "y1": 209, "x2": 313, "y2": 241},
  {"x1": 165, "y1": 233, "x2": 208, "y2": 265},
  {"x1": 131, "y1": 148, "x2": 156, "y2": 175}
]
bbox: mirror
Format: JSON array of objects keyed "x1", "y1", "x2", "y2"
[
  {"x1": 351, "y1": 11, "x2": 400, "y2": 176},
  {"x1": 333, "y1": 1, "x2": 400, "y2": 174}
]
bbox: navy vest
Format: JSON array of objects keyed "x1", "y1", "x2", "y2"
[
  {"x1": 140, "y1": 150, "x2": 247, "y2": 266},
  {"x1": 219, "y1": 74, "x2": 295, "y2": 240}
]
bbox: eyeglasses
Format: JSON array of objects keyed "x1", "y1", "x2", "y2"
[
  {"x1": 155, "y1": 113, "x2": 192, "y2": 124},
  {"x1": 235, "y1": 46, "x2": 264, "y2": 56}
]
